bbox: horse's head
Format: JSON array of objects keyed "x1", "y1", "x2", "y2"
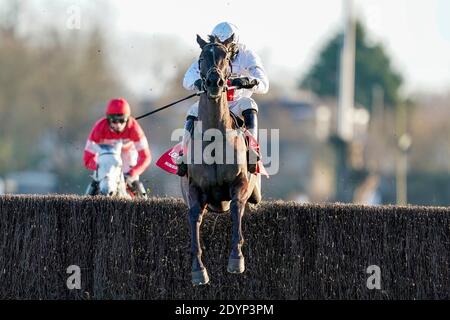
[
  {"x1": 197, "y1": 34, "x2": 234, "y2": 99},
  {"x1": 95, "y1": 141, "x2": 124, "y2": 196}
]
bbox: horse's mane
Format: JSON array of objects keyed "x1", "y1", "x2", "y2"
[
  {"x1": 98, "y1": 144, "x2": 117, "y2": 154},
  {"x1": 98, "y1": 144, "x2": 114, "y2": 150},
  {"x1": 207, "y1": 35, "x2": 221, "y2": 44}
]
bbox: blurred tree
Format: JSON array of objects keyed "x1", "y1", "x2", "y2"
[
  {"x1": 300, "y1": 21, "x2": 403, "y2": 111},
  {"x1": 0, "y1": 21, "x2": 123, "y2": 192},
  {"x1": 0, "y1": 0, "x2": 22, "y2": 38}
]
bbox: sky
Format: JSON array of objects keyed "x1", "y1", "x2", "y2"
[
  {"x1": 16, "y1": 0, "x2": 450, "y2": 95},
  {"x1": 106, "y1": 0, "x2": 450, "y2": 95}
]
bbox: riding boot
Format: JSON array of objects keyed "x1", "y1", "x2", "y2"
[
  {"x1": 85, "y1": 180, "x2": 99, "y2": 196},
  {"x1": 129, "y1": 180, "x2": 148, "y2": 198},
  {"x1": 243, "y1": 109, "x2": 259, "y2": 174},
  {"x1": 175, "y1": 115, "x2": 197, "y2": 177}
]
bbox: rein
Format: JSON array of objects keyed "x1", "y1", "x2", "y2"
[
  {"x1": 135, "y1": 92, "x2": 203, "y2": 120},
  {"x1": 135, "y1": 85, "x2": 238, "y2": 120},
  {"x1": 98, "y1": 152, "x2": 118, "y2": 156},
  {"x1": 135, "y1": 43, "x2": 233, "y2": 121}
]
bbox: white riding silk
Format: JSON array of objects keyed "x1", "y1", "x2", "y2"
[{"x1": 183, "y1": 43, "x2": 269, "y2": 100}]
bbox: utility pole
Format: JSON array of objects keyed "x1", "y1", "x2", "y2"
[
  {"x1": 396, "y1": 103, "x2": 411, "y2": 205},
  {"x1": 338, "y1": 0, "x2": 356, "y2": 142},
  {"x1": 333, "y1": 0, "x2": 356, "y2": 202}
]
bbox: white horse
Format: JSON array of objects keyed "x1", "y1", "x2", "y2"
[{"x1": 92, "y1": 141, "x2": 131, "y2": 198}]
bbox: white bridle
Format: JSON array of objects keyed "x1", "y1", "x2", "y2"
[{"x1": 93, "y1": 141, "x2": 129, "y2": 198}]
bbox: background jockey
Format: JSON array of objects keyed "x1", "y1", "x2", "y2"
[
  {"x1": 177, "y1": 21, "x2": 269, "y2": 176},
  {"x1": 84, "y1": 98, "x2": 151, "y2": 196}
]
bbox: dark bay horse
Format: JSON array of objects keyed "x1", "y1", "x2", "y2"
[{"x1": 181, "y1": 35, "x2": 261, "y2": 285}]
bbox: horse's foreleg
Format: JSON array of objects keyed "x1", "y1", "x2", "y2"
[
  {"x1": 228, "y1": 178, "x2": 249, "y2": 274},
  {"x1": 188, "y1": 188, "x2": 208, "y2": 285},
  {"x1": 189, "y1": 203, "x2": 207, "y2": 271}
]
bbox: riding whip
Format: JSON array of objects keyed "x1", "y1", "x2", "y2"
[{"x1": 135, "y1": 86, "x2": 240, "y2": 120}]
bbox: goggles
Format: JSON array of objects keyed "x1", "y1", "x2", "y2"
[{"x1": 108, "y1": 115, "x2": 128, "y2": 124}]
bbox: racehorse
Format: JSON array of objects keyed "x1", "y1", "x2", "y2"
[
  {"x1": 92, "y1": 141, "x2": 131, "y2": 198},
  {"x1": 181, "y1": 34, "x2": 262, "y2": 285}
]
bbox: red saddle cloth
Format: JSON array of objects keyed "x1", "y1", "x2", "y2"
[
  {"x1": 155, "y1": 142, "x2": 184, "y2": 175},
  {"x1": 156, "y1": 130, "x2": 269, "y2": 178}
]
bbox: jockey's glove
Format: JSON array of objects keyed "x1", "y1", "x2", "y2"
[
  {"x1": 230, "y1": 77, "x2": 259, "y2": 89},
  {"x1": 194, "y1": 79, "x2": 203, "y2": 91}
]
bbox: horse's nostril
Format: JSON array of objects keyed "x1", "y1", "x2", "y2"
[{"x1": 218, "y1": 79, "x2": 224, "y2": 87}]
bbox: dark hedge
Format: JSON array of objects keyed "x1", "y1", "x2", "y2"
[{"x1": 0, "y1": 195, "x2": 449, "y2": 299}]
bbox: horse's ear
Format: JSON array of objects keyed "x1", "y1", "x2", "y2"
[
  {"x1": 222, "y1": 34, "x2": 235, "y2": 48},
  {"x1": 196, "y1": 34, "x2": 207, "y2": 49}
]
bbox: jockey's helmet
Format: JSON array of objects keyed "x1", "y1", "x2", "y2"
[
  {"x1": 211, "y1": 22, "x2": 239, "y2": 44},
  {"x1": 106, "y1": 98, "x2": 131, "y2": 117}
]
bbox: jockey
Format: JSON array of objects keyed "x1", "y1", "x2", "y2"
[
  {"x1": 84, "y1": 98, "x2": 151, "y2": 197},
  {"x1": 177, "y1": 21, "x2": 269, "y2": 176}
]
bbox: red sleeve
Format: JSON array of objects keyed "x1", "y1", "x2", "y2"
[
  {"x1": 83, "y1": 120, "x2": 103, "y2": 171},
  {"x1": 128, "y1": 119, "x2": 151, "y2": 177},
  {"x1": 83, "y1": 152, "x2": 97, "y2": 171}
]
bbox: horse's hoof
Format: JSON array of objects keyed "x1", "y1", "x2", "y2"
[
  {"x1": 192, "y1": 268, "x2": 210, "y2": 286},
  {"x1": 227, "y1": 257, "x2": 245, "y2": 274}
]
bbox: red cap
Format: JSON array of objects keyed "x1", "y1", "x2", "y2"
[{"x1": 106, "y1": 98, "x2": 131, "y2": 116}]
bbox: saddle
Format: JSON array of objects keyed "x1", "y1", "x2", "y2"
[{"x1": 155, "y1": 113, "x2": 269, "y2": 178}]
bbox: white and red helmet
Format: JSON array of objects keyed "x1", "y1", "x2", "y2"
[{"x1": 211, "y1": 22, "x2": 239, "y2": 44}]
